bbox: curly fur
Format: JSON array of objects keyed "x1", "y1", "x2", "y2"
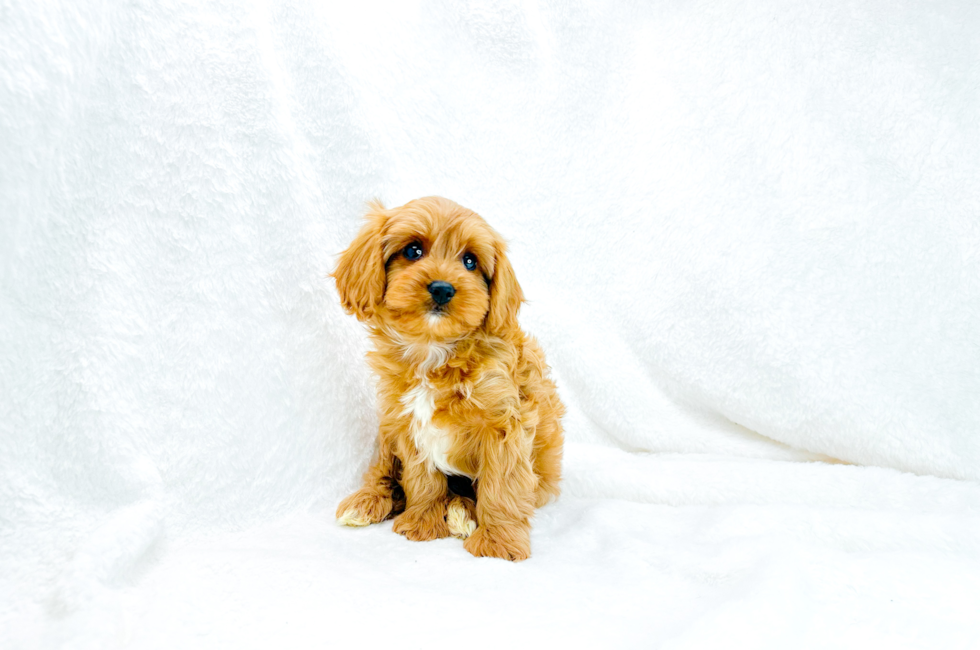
[{"x1": 332, "y1": 196, "x2": 564, "y2": 561}]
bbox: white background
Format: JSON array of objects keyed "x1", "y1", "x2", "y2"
[{"x1": 2, "y1": 1, "x2": 979, "y2": 647}]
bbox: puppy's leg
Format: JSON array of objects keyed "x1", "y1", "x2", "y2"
[
  {"x1": 464, "y1": 436, "x2": 536, "y2": 561},
  {"x1": 532, "y1": 414, "x2": 564, "y2": 508},
  {"x1": 391, "y1": 457, "x2": 450, "y2": 541},
  {"x1": 336, "y1": 443, "x2": 404, "y2": 527},
  {"x1": 446, "y1": 475, "x2": 477, "y2": 539},
  {"x1": 446, "y1": 495, "x2": 477, "y2": 539}
]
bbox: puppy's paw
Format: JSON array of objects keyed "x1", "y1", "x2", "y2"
[
  {"x1": 447, "y1": 496, "x2": 477, "y2": 539},
  {"x1": 336, "y1": 487, "x2": 396, "y2": 527},
  {"x1": 392, "y1": 505, "x2": 450, "y2": 541},
  {"x1": 463, "y1": 525, "x2": 531, "y2": 561}
]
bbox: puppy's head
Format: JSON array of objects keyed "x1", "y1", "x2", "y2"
[{"x1": 333, "y1": 197, "x2": 523, "y2": 341}]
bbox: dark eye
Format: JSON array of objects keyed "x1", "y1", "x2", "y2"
[
  {"x1": 404, "y1": 242, "x2": 424, "y2": 261},
  {"x1": 462, "y1": 253, "x2": 478, "y2": 271}
]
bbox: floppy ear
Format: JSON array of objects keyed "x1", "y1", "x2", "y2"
[
  {"x1": 332, "y1": 201, "x2": 388, "y2": 321},
  {"x1": 484, "y1": 239, "x2": 525, "y2": 335}
]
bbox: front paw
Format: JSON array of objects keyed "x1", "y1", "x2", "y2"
[
  {"x1": 463, "y1": 525, "x2": 530, "y2": 561},
  {"x1": 392, "y1": 505, "x2": 450, "y2": 541},
  {"x1": 336, "y1": 487, "x2": 396, "y2": 527}
]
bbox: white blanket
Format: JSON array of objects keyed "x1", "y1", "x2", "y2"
[{"x1": 2, "y1": 1, "x2": 979, "y2": 648}]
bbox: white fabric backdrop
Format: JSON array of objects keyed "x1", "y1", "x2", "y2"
[{"x1": 2, "y1": 1, "x2": 979, "y2": 648}]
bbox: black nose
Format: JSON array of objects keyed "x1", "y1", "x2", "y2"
[{"x1": 428, "y1": 281, "x2": 455, "y2": 306}]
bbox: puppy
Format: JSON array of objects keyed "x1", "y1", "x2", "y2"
[{"x1": 332, "y1": 196, "x2": 564, "y2": 561}]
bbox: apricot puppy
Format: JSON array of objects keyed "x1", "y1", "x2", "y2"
[{"x1": 333, "y1": 196, "x2": 564, "y2": 561}]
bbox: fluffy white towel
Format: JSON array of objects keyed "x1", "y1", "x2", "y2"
[{"x1": 2, "y1": 1, "x2": 978, "y2": 647}]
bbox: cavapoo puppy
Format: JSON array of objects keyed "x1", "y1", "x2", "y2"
[{"x1": 332, "y1": 196, "x2": 564, "y2": 561}]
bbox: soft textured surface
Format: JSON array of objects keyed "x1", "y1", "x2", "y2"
[{"x1": 2, "y1": 1, "x2": 979, "y2": 648}]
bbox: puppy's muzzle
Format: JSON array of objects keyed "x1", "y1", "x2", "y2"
[{"x1": 428, "y1": 281, "x2": 455, "y2": 306}]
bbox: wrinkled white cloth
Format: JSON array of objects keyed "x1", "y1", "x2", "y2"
[{"x1": 2, "y1": 1, "x2": 978, "y2": 648}]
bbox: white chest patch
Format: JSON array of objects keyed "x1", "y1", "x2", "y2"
[{"x1": 400, "y1": 381, "x2": 468, "y2": 477}]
